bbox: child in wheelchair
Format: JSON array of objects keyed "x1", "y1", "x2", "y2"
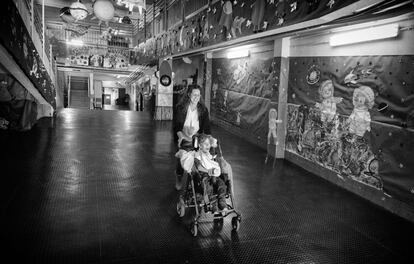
[
  {"x1": 194, "y1": 134, "x2": 228, "y2": 212},
  {"x1": 175, "y1": 134, "x2": 241, "y2": 236},
  {"x1": 175, "y1": 133, "x2": 229, "y2": 211}
]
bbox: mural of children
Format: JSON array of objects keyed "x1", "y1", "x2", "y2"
[
  {"x1": 268, "y1": 108, "x2": 282, "y2": 145},
  {"x1": 315, "y1": 80, "x2": 343, "y2": 124},
  {"x1": 348, "y1": 85, "x2": 375, "y2": 137}
]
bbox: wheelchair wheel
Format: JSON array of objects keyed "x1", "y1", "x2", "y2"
[
  {"x1": 177, "y1": 198, "x2": 185, "y2": 217},
  {"x1": 231, "y1": 216, "x2": 241, "y2": 231},
  {"x1": 190, "y1": 222, "x2": 198, "y2": 237}
]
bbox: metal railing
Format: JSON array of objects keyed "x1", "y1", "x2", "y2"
[{"x1": 14, "y1": 0, "x2": 56, "y2": 86}]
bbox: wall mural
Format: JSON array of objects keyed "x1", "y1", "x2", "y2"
[
  {"x1": 0, "y1": 0, "x2": 56, "y2": 108},
  {"x1": 134, "y1": 0, "x2": 359, "y2": 61},
  {"x1": 286, "y1": 56, "x2": 414, "y2": 205},
  {"x1": 211, "y1": 51, "x2": 280, "y2": 142}
]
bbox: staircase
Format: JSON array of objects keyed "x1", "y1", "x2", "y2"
[{"x1": 69, "y1": 76, "x2": 90, "y2": 109}]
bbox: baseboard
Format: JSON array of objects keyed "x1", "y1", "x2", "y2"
[{"x1": 285, "y1": 151, "x2": 414, "y2": 223}]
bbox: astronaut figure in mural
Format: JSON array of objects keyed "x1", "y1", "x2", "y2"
[
  {"x1": 315, "y1": 80, "x2": 343, "y2": 125},
  {"x1": 348, "y1": 85, "x2": 375, "y2": 137},
  {"x1": 267, "y1": 108, "x2": 282, "y2": 145}
]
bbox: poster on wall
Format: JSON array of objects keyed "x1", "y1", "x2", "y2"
[{"x1": 285, "y1": 55, "x2": 414, "y2": 205}]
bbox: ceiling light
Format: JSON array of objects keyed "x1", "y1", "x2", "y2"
[
  {"x1": 70, "y1": 0, "x2": 88, "y2": 21},
  {"x1": 66, "y1": 39, "x2": 84, "y2": 46},
  {"x1": 226, "y1": 49, "x2": 249, "y2": 59},
  {"x1": 329, "y1": 23, "x2": 399, "y2": 47}
]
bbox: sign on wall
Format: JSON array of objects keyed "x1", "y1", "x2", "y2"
[{"x1": 157, "y1": 59, "x2": 173, "y2": 107}]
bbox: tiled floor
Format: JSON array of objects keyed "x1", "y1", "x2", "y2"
[{"x1": 1, "y1": 108, "x2": 413, "y2": 264}]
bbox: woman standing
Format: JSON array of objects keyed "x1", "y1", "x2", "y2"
[{"x1": 174, "y1": 84, "x2": 211, "y2": 190}]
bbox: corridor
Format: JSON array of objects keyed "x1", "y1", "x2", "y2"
[{"x1": 1, "y1": 109, "x2": 413, "y2": 264}]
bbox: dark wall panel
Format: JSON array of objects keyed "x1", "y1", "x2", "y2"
[{"x1": 211, "y1": 51, "x2": 280, "y2": 143}]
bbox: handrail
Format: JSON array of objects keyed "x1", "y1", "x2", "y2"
[{"x1": 13, "y1": 0, "x2": 56, "y2": 86}]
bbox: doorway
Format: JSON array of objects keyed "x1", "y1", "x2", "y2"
[{"x1": 104, "y1": 94, "x2": 111, "y2": 105}]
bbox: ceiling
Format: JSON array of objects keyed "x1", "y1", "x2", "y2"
[
  {"x1": 36, "y1": 0, "x2": 153, "y2": 31},
  {"x1": 35, "y1": 0, "x2": 155, "y2": 12}
]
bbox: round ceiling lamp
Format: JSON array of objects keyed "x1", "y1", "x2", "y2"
[
  {"x1": 60, "y1": 7, "x2": 76, "y2": 24},
  {"x1": 93, "y1": 0, "x2": 115, "y2": 25},
  {"x1": 70, "y1": 0, "x2": 88, "y2": 21}
]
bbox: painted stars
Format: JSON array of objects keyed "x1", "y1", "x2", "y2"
[
  {"x1": 290, "y1": 1, "x2": 297, "y2": 12},
  {"x1": 277, "y1": 17, "x2": 284, "y2": 26}
]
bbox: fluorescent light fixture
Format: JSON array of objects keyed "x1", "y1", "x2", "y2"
[
  {"x1": 226, "y1": 49, "x2": 249, "y2": 59},
  {"x1": 330, "y1": 23, "x2": 399, "y2": 47},
  {"x1": 66, "y1": 39, "x2": 84, "y2": 46}
]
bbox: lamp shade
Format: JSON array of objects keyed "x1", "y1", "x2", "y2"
[
  {"x1": 93, "y1": 0, "x2": 115, "y2": 22},
  {"x1": 70, "y1": 1, "x2": 88, "y2": 20}
]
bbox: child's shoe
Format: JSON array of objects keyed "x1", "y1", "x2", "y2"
[
  {"x1": 211, "y1": 201, "x2": 218, "y2": 213},
  {"x1": 218, "y1": 198, "x2": 227, "y2": 211}
]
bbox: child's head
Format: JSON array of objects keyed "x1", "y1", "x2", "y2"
[
  {"x1": 269, "y1": 108, "x2": 278, "y2": 120},
  {"x1": 353, "y1": 86, "x2": 375, "y2": 110},
  {"x1": 198, "y1": 134, "x2": 211, "y2": 153},
  {"x1": 319, "y1": 80, "x2": 334, "y2": 99}
]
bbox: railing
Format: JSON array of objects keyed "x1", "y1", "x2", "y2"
[{"x1": 13, "y1": 0, "x2": 56, "y2": 86}]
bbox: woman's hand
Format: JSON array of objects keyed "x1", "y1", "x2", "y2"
[
  {"x1": 177, "y1": 131, "x2": 184, "y2": 147},
  {"x1": 208, "y1": 168, "x2": 216, "y2": 176},
  {"x1": 177, "y1": 130, "x2": 192, "y2": 147}
]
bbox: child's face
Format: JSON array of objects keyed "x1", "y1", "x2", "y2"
[
  {"x1": 199, "y1": 139, "x2": 211, "y2": 153},
  {"x1": 353, "y1": 91, "x2": 366, "y2": 109},
  {"x1": 322, "y1": 85, "x2": 333, "y2": 99}
]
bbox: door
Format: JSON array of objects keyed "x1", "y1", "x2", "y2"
[{"x1": 104, "y1": 94, "x2": 111, "y2": 105}]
